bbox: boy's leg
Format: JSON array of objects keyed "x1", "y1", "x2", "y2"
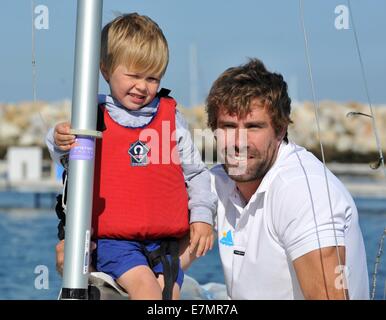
[
  {"x1": 156, "y1": 274, "x2": 181, "y2": 300},
  {"x1": 116, "y1": 265, "x2": 162, "y2": 300}
]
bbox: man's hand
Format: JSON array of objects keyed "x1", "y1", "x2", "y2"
[
  {"x1": 178, "y1": 234, "x2": 196, "y2": 271},
  {"x1": 189, "y1": 222, "x2": 214, "y2": 257},
  {"x1": 55, "y1": 239, "x2": 97, "y2": 276},
  {"x1": 54, "y1": 122, "x2": 76, "y2": 151},
  {"x1": 55, "y1": 240, "x2": 65, "y2": 276}
]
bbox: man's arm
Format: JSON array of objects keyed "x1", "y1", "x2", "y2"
[
  {"x1": 55, "y1": 240, "x2": 65, "y2": 276},
  {"x1": 178, "y1": 235, "x2": 197, "y2": 271},
  {"x1": 293, "y1": 246, "x2": 349, "y2": 300},
  {"x1": 55, "y1": 239, "x2": 97, "y2": 276},
  {"x1": 270, "y1": 175, "x2": 352, "y2": 299}
]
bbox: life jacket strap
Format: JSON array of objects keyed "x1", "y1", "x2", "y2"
[
  {"x1": 55, "y1": 169, "x2": 68, "y2": 240},
  {"x1": 141, "y1": 239, "x2": 180, "y2": 300}
]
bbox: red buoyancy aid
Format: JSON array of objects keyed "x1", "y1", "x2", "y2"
[{"x1": 92, "y1": 97, "x2": 189, "y2": 240}]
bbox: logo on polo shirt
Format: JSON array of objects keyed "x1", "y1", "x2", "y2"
[
  {"x1": 220, "y1": 230, "x2": 234, "y2": 246},
  {"x1": 128, "y1": 140, "x2": 150, "y2": 166}
]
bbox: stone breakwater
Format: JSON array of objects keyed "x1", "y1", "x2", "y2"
[{"x1": 1, "y1": 100, "x2": 385, "y2": 161}]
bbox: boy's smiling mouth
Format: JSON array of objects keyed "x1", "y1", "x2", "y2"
[{"x1": 129, "y1": 93, "x2": 146, "y2": 99}]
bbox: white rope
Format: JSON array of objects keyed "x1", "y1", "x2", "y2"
[
  {"x1": 383, "y1": 279, "x2": 386, "y2": 300},
  {"x1": 299, "y1": 0, "x2": 347, "y2": 300},
  {"x1": 371, "y1": 228, "x2": 386, "y2": 299},
  {"x1": 57, "y1": 288, "x2": 62, "y2": 300},
  {"x1": 31, "y1": 0, "x2": 37, "y2": 103},
  {"x1": 347, "y1": 0, "x2": 386, "y2": 179},
  {"x1": 346, "y1": 0, "x2": 386, "y2": 300}
]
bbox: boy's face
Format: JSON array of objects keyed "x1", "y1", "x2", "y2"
[{"x1": 103, "y1": 65, "x2": 161, "y2": 110}]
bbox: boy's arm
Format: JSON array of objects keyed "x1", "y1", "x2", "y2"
[{"x1": 175, "y1": 110, "x2": 217, "y2": 226}]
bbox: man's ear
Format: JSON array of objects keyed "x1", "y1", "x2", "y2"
[
  {"x1": 100, "y1": 64, "x2": 109, "y2": 82},
  {"x1": 277, "y1": 127, "x2": 287, "y2": 143}
]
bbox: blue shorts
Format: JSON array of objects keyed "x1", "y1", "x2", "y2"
[{"x1": 95, "y1": 239, "x2": 184, "y2": 289}]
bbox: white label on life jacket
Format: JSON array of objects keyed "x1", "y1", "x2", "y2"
[{"x1": 83, "y1": 230, "x2": 90, "y2": 274}]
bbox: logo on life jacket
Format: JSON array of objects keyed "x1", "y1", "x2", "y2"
[{"x1": 128, "y1": 140, "x2": 150, "y2": 166}]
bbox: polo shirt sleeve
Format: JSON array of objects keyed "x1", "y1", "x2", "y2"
[{"x1": 270, "y1": 175, "x2": 350, "y2": 261}]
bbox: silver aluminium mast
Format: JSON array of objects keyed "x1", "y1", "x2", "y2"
[{"x1": 61, "y1": 0, "x2": 103, "y2": 300}]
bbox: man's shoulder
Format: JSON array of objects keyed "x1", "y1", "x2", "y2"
[
  {"x1": 271, "y1": 144, "x2": 351, "y2": 202},
  {"x1": 267, "y1": 143, "x2": 338, "y2": 198},
  {"x1": 273, "y1": 142, "x2": 326, "y2": 182}
]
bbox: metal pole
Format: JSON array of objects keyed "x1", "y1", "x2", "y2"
[{"x1": 61, "y1": 0, "x2": 103, "y2": 300}]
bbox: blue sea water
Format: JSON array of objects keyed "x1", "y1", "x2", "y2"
[{"x1": 0, "y1": 196, "x2": 385, "y2": 300}]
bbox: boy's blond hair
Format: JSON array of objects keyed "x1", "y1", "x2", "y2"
[{"x1": 101, "y1": 13, "x2": 169, "y2": 78}]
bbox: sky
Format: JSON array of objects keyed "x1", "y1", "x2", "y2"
[{"x1": 1, "y1": 0, "x2": 386, "y2": 106}]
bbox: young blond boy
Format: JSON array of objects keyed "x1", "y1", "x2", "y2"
[{"x1": 47, "y1": 13, "x2": 216, "y2": 300}]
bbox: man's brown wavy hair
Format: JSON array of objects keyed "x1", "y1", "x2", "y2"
[{"x1": 206, "y1": 58, "x2": 292, "y2": 142}]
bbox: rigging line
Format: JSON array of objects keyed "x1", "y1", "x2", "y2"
[
  {"x1": 346, "y1": 0, "x2": 386, "y2": 300},
  {"x1": 299, "y1": 0, "x2": 347, "y2": 300},
  {"x1": 347, "y1": 0, "x2": 386, "y2": 178},
  {"x1": 383, "y1": 279, "x2": 386, "y2": 300},
  {"x1": 371, "y1": 227, "x2": 386, "y2": 300},
  {"x1": 31, "y1": 0, "x2": 36, "y2": 103}
]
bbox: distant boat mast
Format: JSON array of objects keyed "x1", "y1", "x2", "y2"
[
  {"x1": 31, "y1": 0, "x2": 37, "y2": 103},
  {"x1": 189, "y1": 43, "x2": 199, "y2": 107}
]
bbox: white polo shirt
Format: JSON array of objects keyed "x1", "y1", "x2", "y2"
[{"x1": 211, "y1": 141, "x2": 369, "y2": 300}]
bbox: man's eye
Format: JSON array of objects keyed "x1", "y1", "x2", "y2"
[{"x1": 246, "y1": 124, "x2": 263, "y2": 129}]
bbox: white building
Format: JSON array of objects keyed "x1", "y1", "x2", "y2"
[{"x1": 7, "y1": 147, "x2": 42, "y2": 182}]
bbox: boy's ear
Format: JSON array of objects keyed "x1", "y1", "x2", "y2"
[{"x1": 100, "y1": 64, "x2": 109, "y2": 82}]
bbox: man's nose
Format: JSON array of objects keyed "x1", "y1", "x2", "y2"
[{"x1": 234, "y1": 128, "x2": 248, "y2": 150}]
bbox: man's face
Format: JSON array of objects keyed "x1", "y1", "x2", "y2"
[{"x1": 216, "y1": 98, "x2": 284, "y2": 183}]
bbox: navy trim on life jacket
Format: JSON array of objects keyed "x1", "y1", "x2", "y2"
[
  {"x1": 96, "y1": 88, "x2": 173, "y2": 131},
  {"x1": 157, "y1": 88, "x2": 171, "y2": 98},
  {"x1": 97, "y1": 104, "x2": 107, "y2": 132},
  {"x1": 55, "y1": 169, "x2": 67, "y2": 240}
]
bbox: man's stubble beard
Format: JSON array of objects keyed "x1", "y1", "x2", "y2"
[{"x1": 222, "y1": 140, "x2": 278, "y2": 183}]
